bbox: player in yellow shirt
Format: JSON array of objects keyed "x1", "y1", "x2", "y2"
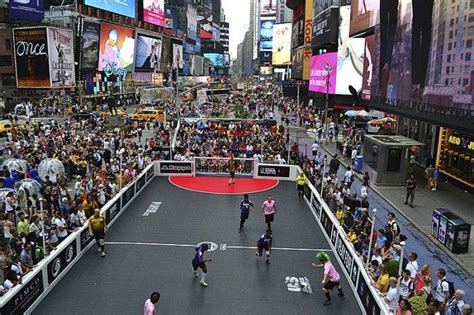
[
  {"x1": 88, "y1": 208, "x2": 107, "y2": 257},
  {"x1": 295, "y1": 172, "x2": 307, "y2": 200}
]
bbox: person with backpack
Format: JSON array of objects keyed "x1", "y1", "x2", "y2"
[
  {"x1": 386, "y1": 212, "x2": 401, "y2": 238},
  {"x1": 435, "y1": 268, "x2": 455, "y2": 312},
  {"x1": 399, "y1": 270, "x2": 415, "y2": 299},
  {"x1": 445, "y1": 289, "x2": 466, "y2": 315}
]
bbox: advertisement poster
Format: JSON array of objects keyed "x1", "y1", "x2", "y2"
[
  {"x1": 272, "y1": 23, "x2": 291, "y2": 65},
  {"x1": 164, "y1": 6, "x2": 178, "y2": 30},
  {"x1": 260, "y1": 0, "x2": 276, "y2": 16},
  {"x1": 350, "y1": 0, "x2": 380, "y2": 36},
  {"x1": 85, "y1": 0, "x2": 136, "y2": 18},
  {"x1": 172, "y1": 43, "x2": 183, "y2": 69},
  {"x1": 98, "y1": 22, "x2": 136, "y2": 74},
  {"x1": 13, "y1": 27, "x2": 51, "y2": 88},
  {"x1": 10, "y1": 0, "x2": 44, "y2": 21},
  {"x1": 309, "y1": 53, "x2": 337, "y2": 94},
  {"x1": 302, "y1": 0, "x2": 313, "y2": 81},
  {"x1": 313, "y1": 0, "x2": 338, "y2": 15},
  {"x1": 335, "y1": 6, "x2": 365, "y2": 95},
  {"x1": 260, "y1": 19, "x2": 275, "y2": 51},
  {"x1": 81, "y1": 21, "x2": 100, "y2": 70},
  {"x1": 291, "y1": 21, "x2": 300, "y2": 49},
  {"x1": 159, "y1": 36, "x2": 170, "y2": 73},
  {"x1": 143, "y1": 0, "x2": 164, "y2": 26},
  {"x1": 260, "y1": 51, "x2": 272, "y2": 65},
  {"x1": 186, "y1": 3, "x2": 197, "y2": 40},
  {"x1": 48, "y1": 28, "x2": 75, "y2": 88},
  {"x1": 361, "y1": 34, "x2": 375, "y2": 101},
  {"x1": 204, "y1": 53, "x2": 224, "y2": 69},
  {"x1": 312, "y1": 7, "x2": 339, "y2": 47},
  {"x1": 291, "y1": 47, "x2": 304, "y2": 79},
  {"x1": 135, "y1": 34, "x2": 162, "y2": 71}
]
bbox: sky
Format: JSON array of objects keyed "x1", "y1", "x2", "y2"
[{"x1": 222, "y1": 0, "x2": 250, "y2": 60}]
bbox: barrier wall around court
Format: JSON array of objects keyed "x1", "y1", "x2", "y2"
[
  {"x1": 302, "y1": 173, "x2": 390, "y2": 315},
  {"x1": 0, "y1": 163, "x2": 156, "y2": 315},
  {"x1": 254, "y1": 163, "x2": 299, "y2": 181}
]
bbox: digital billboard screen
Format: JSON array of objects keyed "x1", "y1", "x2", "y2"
[
  {"x1": 135, "y1": 34, "x2": 162, "y2": 71},
  {"x1": 186, "y1": 3, "x2": 197, "y2": 40},
  {"x1": 98, "y1": 23, "x2": 135, "y2": 73},
  {"x1": 85, "y1": 0, "x2": 136, "y2": 18},
  {"x1": 259, "y1": 51, "x2": 272, "y2": 64},
  {"x1": 260, "y1": 19, "x2": 275, "y2": 51},
  {"x1": 272, "y1": 23, "x2": 291, "y2": 65},
  {"x1": 172, "y1": 43, "x2": 183, "y2": 69},
  {"x1": 362, "y1": 34, "x2": 375, "y2": 101},
  {"x1": 312, "y1": 7, "x2": 339, "y2": 47},
  {"x1": 291, "y1": 47, "x2": 304, "y2": 79},
  {"x1": 143, "y1": 0, "x2": 165, "y2": 26},
  {"x1": 309, "y1": 53, "x2": 337, "y2": 94},
  {"x1": 81, "y1": 21, "x2": 100, "y2": 70},
  {"x1": 260, "y1": 0, "x2": 276, "y2": 16},
  {"x1": 204, "y1": 53, "x2": 224, "y2": 69},
  {"x1": 10, "y1": 0, "x2": 44, "y2": 21},
  {"x1": 350, "y1": 0, "x2": 379, "y2": 36}
]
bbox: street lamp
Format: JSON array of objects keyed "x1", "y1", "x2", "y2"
[{"x1": 324, "y1": 63, "x2": 332, "y2": 144}]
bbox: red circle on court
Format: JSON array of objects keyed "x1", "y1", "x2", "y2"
[{"x1": 169, "y1": 176, "x2": 279, "y2": 195}]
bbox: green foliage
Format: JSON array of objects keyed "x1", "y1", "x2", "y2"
[
  {"x1": 408, "y1": 296, "x2": 428, "y2": 315},
  {"x1": 279, "y1": 125, "x2": 285, "y2": 135},
  {"x1": 384, "y1": 260, "x2": 400, "y2": 277}
]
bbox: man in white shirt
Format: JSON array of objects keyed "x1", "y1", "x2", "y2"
[
  {"x1": 312, "y1": 141, "x2": 319, "y2": 157},
  {"x1": 384, "y1": 277, "x2": 398, "y2": 312},
  {"x1": 55, "y1": 212, "x2": 68, "y2": 243},
  {"x1": 399, "y1": 270, "x2": 414, "y2": 299},
  {"x1": 435, "y1": 268, "x2": 450, "y2": 309},
  {"x1": 405, "y1": 252, "x2": 419, "y2": 279},
  {"x1": 445, "y1": 289, "x2": 465, "y2": 315},
  {"x1": 344, "y1": 167, "x2": 354, "y2": 188}
]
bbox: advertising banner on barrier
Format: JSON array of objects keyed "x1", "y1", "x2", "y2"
[
  {"x1": 159, "y1": 161, "x2": 193, "y2": 174},
  {"x1": 1, "y1": 272, "x2": 44, "y2": 315},
  {"x1": 257, "y1": 165, "x2": 290, "y2": 178},
  {"x1": 80, "y1": 228, "x2": 94, "y2": 252},
  {"x1": 108, "y1": 199, "x2": 122, "y2": 226},
  {"x1": 335, "y1": 234, "x2": 354, "y2": 278},
  {"x1": 47, "y1": 239, "x2": 77, "y2": 285},
  {"x1": 121, "y1": 185, "x2": 135, "y2": 209},
  {"x1": 136, "y1": 174, "x2": 146, "y2": 192},
  {"x1": 147, "y1": 166, "x2": 154, "y2": 180},
  {"x1": 358, "y1": 276, "x2": 382, "y2": 314},
  {"x1": 311, "y1": 193, "x2": 321, "y2": 218}
]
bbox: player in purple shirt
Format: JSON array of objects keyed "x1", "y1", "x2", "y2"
[
  {"x1": 239, "y1": 194, "x2": 254, "y2": 232},
  {"x1": 192, "y1": 243, "x2": 212, "y2": 287},
  {"x1": 256, "y1": 230, "x2": 272, "y2": 264}
]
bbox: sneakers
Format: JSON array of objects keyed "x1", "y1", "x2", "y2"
[
  {"x1": 323, "y1": 299, "x2": 331, "y2": 305},
  {"x1": 193, "y1": 271, "x2": 199, "y2": 277},
  {"x1": 200, "y1": 281, "x2": 208, "y2": 287},
  {"x1": 100, "y1": 251, "x2": 106, "y2": 257},
  {"x1": 338, "y1": 293, "x2": 345, "y2": 299},
  {"x1": 432, "y1": 188, "x2": 437, "y2": 191},
  {"x1": 265, "y1": 259, "x2": 270, "y2": 264}
]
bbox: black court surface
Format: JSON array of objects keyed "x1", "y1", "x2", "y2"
[{"x1": 33, "y1": 177, "x2": 360, "y2": 315}]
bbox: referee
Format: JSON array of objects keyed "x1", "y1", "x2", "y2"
[
  {"x1": 295, "y1": 172, "x2": 307, "y2": 200},
  {"x1": 89, "y1": 208, "x2": 107, "y2": 257},
  {"x1": 261, "y1": 195, "x2": 277, "y2": 231}
]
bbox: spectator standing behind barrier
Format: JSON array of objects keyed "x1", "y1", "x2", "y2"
[
  {"x1": 384, "y1": 277, "x2": 398, "y2": 312},
  {"x1": 445, "y1": 289, "x2": 466, "y2": 315},
  {"x1": 329, "y1": 154, "x2": 340, "y2": 176},
  {"x1": 144, "y1": 292, "x2": 160, "y2": 315},
  {"x1": 434, "y1": 268, "x2": 451, "y2": 312}
]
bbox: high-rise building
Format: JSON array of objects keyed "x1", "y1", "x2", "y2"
[
  {"x1": 220, "y1": 22, "x2": 230, "y2": 54},
  {"x1": 276, "y1": 0, "x2": 293, "y2": 23}
]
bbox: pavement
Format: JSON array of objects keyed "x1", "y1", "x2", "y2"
[
  {"x1": 288, "y1": 129, "x2": 474, "y2": 302},
  {"x1": 33, "y1": 178, "x2": 360, "y2": 314}
]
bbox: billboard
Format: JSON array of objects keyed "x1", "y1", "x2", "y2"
[
  {"x1": 81, "y1": 21, "x2": 100, "y2": 70},
  {"x1": 309, "y1": 53, "x2": 337, "y2": 94},
  {"x1": 159, "y1": 36, "x2": 170, "y2": 73},
  {"x1": 13, "y1": 27, "x2": 51, "y2": 88},
  {"x1": 303, "y1": 0, "x2": 313, "y2": 81},
  {"x1": 172, "y1": 43, "x2": 183, "y2": 69},
  {"x1": 291, "y1": 20, "x2": 300, "y2": 49},
  {"x1": 361, "y1": 35, "x2": 375, "y2": 101},
  {"x1": 260, "y1": 0, "x2": 276, "y2": 16},
  {"x1": 291, "y1": 47, "x2": 304, "y2": 79},
  {"x1": 164, "y1": 6, "x2": 178, "y2": 30},
  {"x1": 98, "y1": 23, "x2": 136, "y2": 74},
  {"x1": 260, "y1": 51, "x2": 272, "y2": 64},
  {"x1": 260, "y1": 19, "x2": 275, "y2": 51},
  {"x1": 335, "y1": 6, "x2": 365, "y2": 95},
  {"x1": 350, "y1": 0, "x2": 379, "y2": 36},
  {"x1": 48, "y1": 28, "x2": 75, "y2": 88},
  {"x1": 204, "y1": 53, "x2": 224, "y2": 69},
  {"x1": 224, "y1": 54, "x2": 230, "y2": 68},
  {"x1": 272, "y1": 23, "x2": 291, "y2": 65},
  {"x1": 260, "y1": 67, "x2": 273, "y2": 75},
  {"x1": 10, "y1": 0, "x2": 44, "y2": 21},
  {"x1": 312, "y1": 7, "x2": 339, "y2": 47},
  {"x1": 143, "y1": 0, "x2": 165, "y2": 26},
  {"x1": 135, "y1": 34, "x2": 162, "y2": 71},
  {"x1": 186, "y1": 3, "x2": 197, "y2": 40},
  {"x1": 199, "y1": 16, "x2": 213, "y2": 40},
  {"x1": 313, "y1": 0, "x2": 339, "y2": 15},
  {"x1": 85, "y1": 0, "x2": 135, "y2": 18}
]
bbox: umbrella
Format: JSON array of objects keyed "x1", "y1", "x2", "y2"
[
  {"x1": 344, "y1": 110, "x2": 358, "y2": 117},
  {"x1": 368, "y1": 119, "x2": 384, "y2": 125},
  {"x1": 357, "y1": 110, "x2": 369, "y2": 118},
  {"x1": 381, "y1": 117, "x2": 397, "y2": 123},
  {"x1": 1, "y1": 158, "x2": 28, "y2": 173},
  {"x1": 38, "y1": 158, "x2": 65, "y2": 183},
  {"x1": 19, "y1": 178, "x2": 42, "y2": 195},
  {"x1": 0, "y1": 188, "x2": 16, "y2": 202}
]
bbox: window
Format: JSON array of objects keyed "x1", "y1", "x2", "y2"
[
  {"x1": 469, "y1": 14, "x2": 474, "y2": 22},
  {"x1": 448, "y1": 43, "x2": 452, "y2": 50},
  {"x1": 466, "y1": 52, "x2": 471, "y2": 61},
  {"x1": 1, "y1": 74, "x2": 15, "y2": 86},
  {"x1": 449, "y1": 31, "x2": 453, "y2": 39},
  {"x1": 464, "y1": 65, "x2": 471, "y2": 74},
  {"x1": 450, "y1": 19, "x2": 455, "y2": 27},
  {"x1": 5, "y1": 39, "x2": 10, "y2": 50},
  {"x1": 445, "y1": 79, "x2": 449, "y2": 86},
  {"x1": 463, "y1": 78, "x2": 469, "y2": 86},
  {"x1": 467, "y1": 40, "x2": 473, "y2": 48},
  {"x1": 446, "y1": 67, "x2": 450, "y2": 74},
  {"x1": 0, "y1": 56, "x2": 11, "y2": 67},
  {"x1": 447, "y1": 55, "x2": 451, "y2": 62}
]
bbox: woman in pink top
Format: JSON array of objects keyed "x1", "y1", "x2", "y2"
[
  {"x1": 312, "y1": 252, "x2": 345, "y2": 306},
  {"x1": 261, "y1": 195, "x2": 277, "y2": 230},
  {"x1": 144, "y1": 292, "x2": 160, "y2": 315}
]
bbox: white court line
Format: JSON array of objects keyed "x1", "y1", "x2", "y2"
[{"x1": 105, "y1": 241, "x2": 330, "y2": 252}]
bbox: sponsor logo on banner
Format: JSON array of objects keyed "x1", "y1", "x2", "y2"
[
  {"x1": 1, "y1": 271, "x2": 44, "y2": 315},
  {"x1": 147, "y1": 166, "x2": 154, "y2": 180},
  {"x1": 336, "y1": 235, "x2": 353, "y2": 277},
  {"x1": 47, "y1": 240, "x2": 77, "y2": 285},
  {"x1": 311, "y1": 193, "x2": 321, "y2": 218},
  {"x1": 136, "y1": 174, "x2": 146, "y2": 192},
  {"x1": 351, "y1": 262, "x2": 359, "y2": 286},
  {"x1": 257, "y1": 165, "x2": 290, "y2": 178},
  {"x1": 80, "y1": 228, "x2": 94, "y2": 251},
  {"x1": 121, "y1": 185, "x2": 135, "y2": 208},
  {"x1": 160, "y1": 162, "x2": 193, "y2": 174},
  {"x1": 108, "y1": 200, "x2": 121, "y2": 225}
]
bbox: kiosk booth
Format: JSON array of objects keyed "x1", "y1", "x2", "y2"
[{"x1": 362, "y1": 135, "x2": 423, "y2": 186}]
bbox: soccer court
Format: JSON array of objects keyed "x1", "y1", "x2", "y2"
[{"x1": 33, "y1": 177, "x2": 360, "y2": 314}]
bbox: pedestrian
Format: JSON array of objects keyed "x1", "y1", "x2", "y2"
[
  {"x1": 363, "y1": 171, "x2": 370, "y2": 187},
  {"x1": 435, "y1": 268, "x2": 451, "y2": 312},
  {"x1": 192, "y1": 243, "x2": 212, "y2": 287},
  {"x1": 463, "y1": 304, "x2": 472, "y2": 315},
  {"x1": 88, "y1": 208, "x2": 107, "y2": 257},
  {"x1": 424, "y1": 164, "x2": 434, "y2": 188},
  {"x1": 144, "y1": 292, "x2": 160, "y2": 315},
  {"x1": 295, "y1": 172, "x2": 307, "y2": 200},
  {"x1": 445, "y1": 289, "x2": 466, "y2": 315},
  {"x1": 228, "y1": 155, "x2": 237, "y2": 185},
  {"x1": 261, "y1": 195, "x2": 277, "y2": 231},
  {"x1": 404, "y1": 175, "x2": 416, "y2": 208},
  {"x1": 312, "y1": 252, "x2": 344, "y2": 306},
  {"x1": 239, "y1": 194, "x2": 254, "y2": 232},
  {"x1": 256, "y1": 229, "x2": 272, "y2": 264},
  {"x1": 432, "y1": 167, "x2": 439, "y2": 191},
  {"x1": 329, "y1": 154, "x2": 340, "y2": 176},
  {"x1": 312, "y1": 141, "x2": 319, "y2": 158}
]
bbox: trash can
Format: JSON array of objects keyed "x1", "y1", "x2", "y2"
[
  {"x1": 432, "y1": 208, "x2": 450, "y2": 241},
  {"x1": 354, "y1": 155, "x2": 363, "y2": 172},
  {"x1": 432, "y1": 208, "x2": 471, "y2": 254}
]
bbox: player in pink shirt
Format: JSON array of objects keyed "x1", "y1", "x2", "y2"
[
  {"x1": 312, "y1": 252, "x2": 345, "y2": 305},
  {"x1": 261, "y1": 195, "x2": 277, "y2": 230},
  {"x1": 144, "y1": 292, "x2": 160, "y2": 315}
]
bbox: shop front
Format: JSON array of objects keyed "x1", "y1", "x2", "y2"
[{"x1": 436, "y1": 128, "x2": 474, "y2": 189}]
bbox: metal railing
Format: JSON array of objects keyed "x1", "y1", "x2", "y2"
[{"x1": 193, "y1": 156, "x2": 256, "y2": 176}]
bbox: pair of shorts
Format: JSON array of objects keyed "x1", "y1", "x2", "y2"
[
  {"x1": 192, "y1": 260, "x2": 207, "y2": 273},
  {"x1": 323, "y1": 280, "x2": 340, "y2": 290},
  {"x1": 257, "y1": 243, "x2": 269, "y2": 254},
  {"x1": 297, "y1": 184, "x2": 305, "y2": 192},
  {"x1": 240, "y1": 212, "x2": 249, "y2": 220},
  {"x1": 230, "y1": 171, "x2": 235, "y2": 178},
  {"x1": 265, "y1": 213, "x2": 274, "y2": 223},
  {"x1": 406, "y1": 189, "x2": 415, "y2": 198},
  {"x1": 93, "y1": 230, "x2": 105, "y2": 240}
]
